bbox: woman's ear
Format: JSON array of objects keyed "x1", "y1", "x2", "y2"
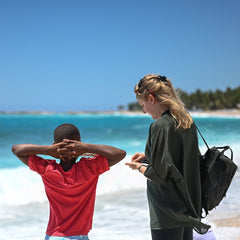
[{"x1": 148, "y1": 94, "x2": 156, "y2": 104}]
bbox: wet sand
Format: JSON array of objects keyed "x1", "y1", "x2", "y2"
[
  {"x1": 211, "y1": 214, "x2": 240, "y2": 227},
  {"x1": 207, "y1": 213, "x2": 240, "y2": 240}
]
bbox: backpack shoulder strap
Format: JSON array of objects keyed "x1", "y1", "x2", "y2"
[{"x1": 195, "y1": 124, "x2": 210, "y2": 150}]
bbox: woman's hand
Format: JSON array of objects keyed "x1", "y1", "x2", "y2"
[
  {"x1": 125, "y1": 161, "x2": 142, "y2": 170},
  {"x1": 131, "y1": 152, "x2": 146, "y2": 163},
  {"x1": 125, "y1": 152, "x2": 147, "y2": 173}
]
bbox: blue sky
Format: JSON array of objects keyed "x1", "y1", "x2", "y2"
[{"x1": 1, "y1": 0, "x2": 240, "y2": 111}]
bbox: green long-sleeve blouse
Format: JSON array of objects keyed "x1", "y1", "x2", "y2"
[{"x1": 144, "y1": 111, "x2": 209, "y2": 233}]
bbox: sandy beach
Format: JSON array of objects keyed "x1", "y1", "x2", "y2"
[
  {"x1": 212, "y1": 214, "x2": 240, "y2": 228},
  {"x1": 189, "y1": 109, "x2": 240, "y2": 117},
  {"x1": 120, "y1": 109, "x2": 240, "y2": 117},
  {"x1": 208, "y1": 213, "x2": 240, "y2": 240}
]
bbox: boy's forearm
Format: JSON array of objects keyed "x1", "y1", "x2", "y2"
[
  {"x1": 80, "y1": 143, "x2": 126, "y2": 167},
  {"x1": 12, "y1": 144, "x2": 50, "y2": 156},
  {"x1": 12, "y1": 144, "x2": 52, "y2": 166}
]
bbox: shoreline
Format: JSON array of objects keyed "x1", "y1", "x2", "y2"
[
  {"x1": 189, "y1": 109, "x2": 240, "y2": 117},
  {"x1": 209, "y1": 214, "x2": 240, "y2": 240},
  {"x1": 208, "y1": 209, "x2": 240, "y2": 227},
  {"x1": 211, "y1": 214, "x2": 240, "y2": 227},
  {"x1": 1, "y1": 109, "x2": 240, "y2": 117}
]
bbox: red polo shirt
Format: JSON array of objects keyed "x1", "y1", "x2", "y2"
[{"x1": 29, "y1": 154, "x2": 109, "y2": 236}]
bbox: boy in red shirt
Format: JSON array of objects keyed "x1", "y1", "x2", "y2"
[{"x1": 12, "y1": 123, "x2": 126, "y2": 240}]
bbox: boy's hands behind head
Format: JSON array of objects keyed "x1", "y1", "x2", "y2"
[
  {"x1": 57, "y1": 139, "x2": 87, "y2": 160},
  {"x1": 47, "y1": 142, "x2": 68, "y2": 160}
]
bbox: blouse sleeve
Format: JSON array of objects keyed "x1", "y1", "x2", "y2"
[{"x1": 144, "y1": 121, "x2": 183, "y2": 185}]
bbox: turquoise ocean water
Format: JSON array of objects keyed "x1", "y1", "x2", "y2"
[{"x1": 0, "y1": 113, "x2": 240, "y2": 240}]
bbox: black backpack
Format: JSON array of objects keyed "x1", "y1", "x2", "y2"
[{"x1": 197, "y1": 126, "x2": 238, "y2": 217}]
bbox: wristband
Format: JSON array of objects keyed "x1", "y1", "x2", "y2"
[{"x1": 138, "y1": 164, "x2": 145, "y2": 172}]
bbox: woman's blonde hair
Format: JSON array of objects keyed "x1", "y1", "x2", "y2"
[{"x1": 134, "y1": 74, "x2": 193, "y2": 129}]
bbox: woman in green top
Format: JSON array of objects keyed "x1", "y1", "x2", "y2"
[{"x1": 126, "y1": 74, "x2": 209, "y2": 240}]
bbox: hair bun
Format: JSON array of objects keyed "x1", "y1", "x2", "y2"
[
  {"x1": 157, "y1": 75, "x2": 167, "y2": 83},
  {"x1": 161, "y1": 76, "x2": 167, "y2": 82}
]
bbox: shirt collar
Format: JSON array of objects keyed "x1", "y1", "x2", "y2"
[{"x1": 161, "y1": 109, "x2": 170, "y2": 117}]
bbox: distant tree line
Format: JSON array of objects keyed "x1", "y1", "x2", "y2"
[{"x1": 127, "y1": 86, "x2": 240, "y2": 111}]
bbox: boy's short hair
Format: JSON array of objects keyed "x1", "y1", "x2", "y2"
[{"x1": 54, "y1": 123, "x2": 81, "y2": 143}]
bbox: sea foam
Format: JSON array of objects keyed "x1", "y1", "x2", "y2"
[{"x1": 0, "y1": 155, "x2": 146, "y2": 207}]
